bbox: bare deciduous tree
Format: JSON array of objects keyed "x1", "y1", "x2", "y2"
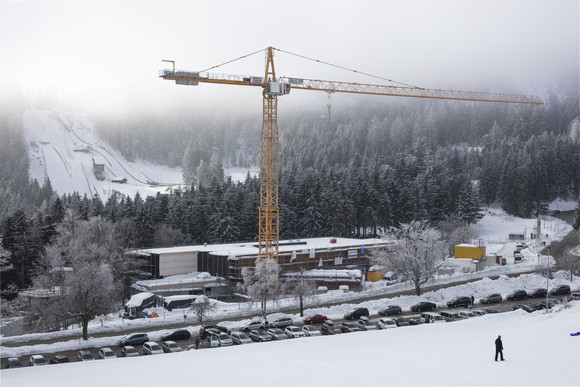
[
  {"x1": 557, "y1": 250, "x2": 580, "y2": 282},
  {"x1": 372, "y1": 221, "x2": 447, "y2": 296},
  {"x1": 285, "y1": 268, "x2": 318, "y2": 317},
  {"x1": 189, "y1": 295, "x2": 216, "y2": 326}
]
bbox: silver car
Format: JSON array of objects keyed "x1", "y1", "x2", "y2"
[
  {"x1": 143, "y1": 341, "x2": 164, "y2": 355},
  {"x1": 267, "y1": 328, "x2": 288, "y2": 340},
  {"x1": 230, "y1": 331, "x2": 253, "y2": 345}
]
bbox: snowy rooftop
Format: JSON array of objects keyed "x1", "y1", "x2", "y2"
[{"x1": 129, "y1": 237, "x2": 389, "y2": 258}]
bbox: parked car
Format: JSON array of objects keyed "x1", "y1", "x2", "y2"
[
  {"x1": 357, "y1": 316, "x2": 377, "y2": 331},
  {"x1": 200, "y1": 325, "x2": 228, "y2": 339},
  {"x1": 270, "y1": 317, "x2": 293, "y2": 328},
  {"x1": 340, "y1": 322, "x2": 361, "y2": 333},
  {"x1": 118, "y1": 332, "x2": 149, "y2": 346},
  {"x1": 410, "y1": 301, "x2": 436, "y2": 312},
  {"x1": 528, "y1": 288, "x2": 547, "y2": 298},
  {"x1": 321, "y1": 320, "x2": 340, "y2": 335},
  {"x1": 267, "y1": 328, "x2": 288, "y2": 340},
  {"x1": 285, "y1": 325, "x2": 306, "y2": 338},
  {"x1": 304, "y1": 314, "x2": 328, "y2": 324},
  {"x1": 249, "y1": 329, "x2": 273, "y2": 342},
  {"x1": 378, "y1": 305, "x2": 402, "y2": 316},
  {"x1": 120, "y1": 345, "x2": 139, "y2": 357},
  {"x1": 393, "y1": 317, "x2": 410, "y2": 327},
  {"x1": 49, "y1": 355, "x2": 69, "y2": 364},
  {"x1": 6, "y1": 357, "x2": 22, "y2": 368},
  {"x1": 241, "y1": 320, "x2": 264, "y2": 332},
  {"x1": 377, "y1": 317, "x2": 397, "y2": 329},
  {"x1": 98, "y1": 347, "x2": 117, "y2": 359},
  {"x1": 230, "y1": 331, "x2": 253, "y2": 345},
  {"x1": 513, "y1": 304, "x2": 534, "y2": 313},
  {"x1": 446, "y1": 296, "x2": 472, "y2": 308},
  {"x1": 302, "y1": 325, "x2": 321, "y2": 336},
  {"x1": 480, "y1": 293, "x2": 502, "y2": 304},
  {"x1": 440, "y1": 311, "x2": 467, "y2": 322},
  {"x1": 157, "y1": 340, "x2": 180, "y2": 353},
  {"x1": 143, "y1": 341, "x2": 164, "y2": 355},
  {"x1": 28, "y1": 355, "x2": 47, "y2": 366},
  {"x1": 344, "y1": 307, "x2": 369, "y2": 320},
  {"x1": 458, "y1": 310, "x2": 479, "y2": 318},
  {"x1": 470, "y1": 309, "x2": 488, "y2": 316},
  {"x1": 407, "y1": 317, "x2": 425, "y2": 325},
  {"x1": 483, "y1": 308, "x2": 502, "y2": 313},
  {"x1": 506, "y1": 289, "x2": 528, "y2": 301},
  {"x1": 206, "y1": 329, "x2": 233, "y2": 347},
  {"x1": 421, "y1": 312, "x2": 446, "y2": 324},
  {"x1": 77, "y1": 350, "x2": 94, "y2": 361},
  {"x1": 550, "y1": 285, "x2": 571, "y2": 295},
  {"x1": 162, "y1": 329, "x2": 191, "y2": 342}
]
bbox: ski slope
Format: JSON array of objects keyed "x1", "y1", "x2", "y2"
[{"x1": 23, "y1": 106, "x2": 183, "y2": 200}]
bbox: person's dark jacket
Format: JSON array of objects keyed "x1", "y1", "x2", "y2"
[{"x1": 495, "y1": 337, "x2": 503, "y2": 350}]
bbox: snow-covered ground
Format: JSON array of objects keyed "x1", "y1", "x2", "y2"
[{"x1": 3, "y1": 303, "x2": 579, "y2": 386}]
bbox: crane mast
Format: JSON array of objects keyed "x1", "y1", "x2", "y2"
[
  {"x1": 260, "y1": 47, "x2": 279, "y2": 262},
  {"x1": 159, "y1": 46, "x2": 542, "y2": 266}
]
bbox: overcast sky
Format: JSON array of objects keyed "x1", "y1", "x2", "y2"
[{"x1": 1, "y1": 0, "x2": 578, "y2": 114}]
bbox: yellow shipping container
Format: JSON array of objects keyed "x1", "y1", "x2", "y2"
[
  {"x1": 454, "y1": 245, "x2": 486, "y2": 260},
  {"x1": 367, "y1": 270, "x2": 386, "y2": 282}
]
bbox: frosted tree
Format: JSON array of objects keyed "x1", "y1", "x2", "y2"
[
  {"x1": 372, "y1": 221, "x2": 447, "y2": 295},
  {"x1": 31, "y1": 218, "x2": 123, "y2": 339},
  {"x1": 189, "y1": 295, "x2": 216, "y2": 327},
  {"x1": 573, "y1": 195, "x2": 580, "y2": 231},
  {"x1": 285, "y1": 268, "x2": 318, "y2": 317},
  {"x1": 32, "y1": 245, "x2": 117, "y2": 340},
  {"x1": 238, "y1": 258, "x2": 281, "y2": 317}
]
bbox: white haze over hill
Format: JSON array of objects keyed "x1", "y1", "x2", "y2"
[{"x1": 23, "y1": 104, "x2": 256, "y2": 200}]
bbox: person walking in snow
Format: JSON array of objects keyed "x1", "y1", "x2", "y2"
[
  {"x1": 495, "y1": 335, "x2": 504, "y2": 361},
  {"x1": 195, "y1": 337, "x2": 200, "y2": 350},
  {"x1": 471, "y1": 295, "x2": 475, "y2": 305}
]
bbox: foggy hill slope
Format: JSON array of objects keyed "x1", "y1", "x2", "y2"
[{"x1": 23, "y1": 106, "x2": 182, "y2": 200}]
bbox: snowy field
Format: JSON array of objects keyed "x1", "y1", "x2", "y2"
[{"x1": 2, "y1": 304, "x2": 579, "y2": 387}]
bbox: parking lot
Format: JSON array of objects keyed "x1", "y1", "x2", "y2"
[{"x1": 3, "y1": 286, "x2": 573, "y2": 369}]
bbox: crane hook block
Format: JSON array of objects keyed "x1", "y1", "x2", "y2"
[{"x1": 266, "y1": 81, "x2": 291, "y2": 96}]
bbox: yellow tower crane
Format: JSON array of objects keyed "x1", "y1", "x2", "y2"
[{"x1": 159, "y1": 46, "x2": 542, "y2": 264}]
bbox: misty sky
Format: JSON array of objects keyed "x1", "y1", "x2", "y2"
[{"x1": 1, "y1": 0, "x2": 578, "y2": 114}]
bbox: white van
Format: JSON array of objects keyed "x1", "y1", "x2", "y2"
[{"x1": 420, "y1": 312, "x2": 446, "y2": 324}]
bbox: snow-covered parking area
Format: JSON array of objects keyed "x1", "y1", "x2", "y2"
[{"x1": 2, "y1": 303, "x2": 579, "y2": 387}]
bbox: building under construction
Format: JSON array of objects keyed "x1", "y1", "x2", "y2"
[{"x1": 128, "y1": 237, "x2": 390, "y2": 290}]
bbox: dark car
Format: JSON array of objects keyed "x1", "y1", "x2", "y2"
[
  {"x1": 410, "y1": 301, "x2": 436, "y2": 312},
  {"x1": 200, "y1": 325, "x2": 228, "y2": 339},
  {"x1": 483, "y1": 308, "x2": 502, "y2": 314},
  {"x1": 321, "y1": 319, "x2": 340, "y2": 335},
  {"x1": 407, "y1": 317, "x2": 424, "y2": 325},
  {"x1": 378, "y1": 305, "x2": 402, "y2": 316},
  {"x1": 270, "y1": 317, "x2": 293, "y2": 328},
  {"x1": 550, "y1": 285, "x2": 571, "y2": 295},
  {"x1": 162, "y1": 329, "x2": 191, "y2": 341},
  {"x1": 304, "y1": 314, "x2": 328, "y2": 324},
  {"x1": 118, "y1": 332, "x2": 149, "y2": 346},
  {"x1": 528, "y1": 288, "x2": 547, "y2": 298},
  {"x1": 393, "y1": 317, "x2": 410, "y2": 327},
  {"x1": 446, "y1": 296, "x2": 472, "y2": 308},
  {"x1": 506, "y1": 290, "x2": 528, "y2": 301},
  {"x1": 344, "y1": 307, "x2": 369, "y2": 320},
  {"x1": 49, "y1": 355, "x2": 70, "y2": 364},
  {"x1": 5, "y1": 357, "x2": 22, "y2": 369},
  {"x1": 480, "y1": 293, "x2": 502, "y2": 304},
  {"x1": 512, "y1": 304, "x2": 534, "y2": 313},
  {"x1": 340, "y1": 322, "x2": 361, "y2": 333}
]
